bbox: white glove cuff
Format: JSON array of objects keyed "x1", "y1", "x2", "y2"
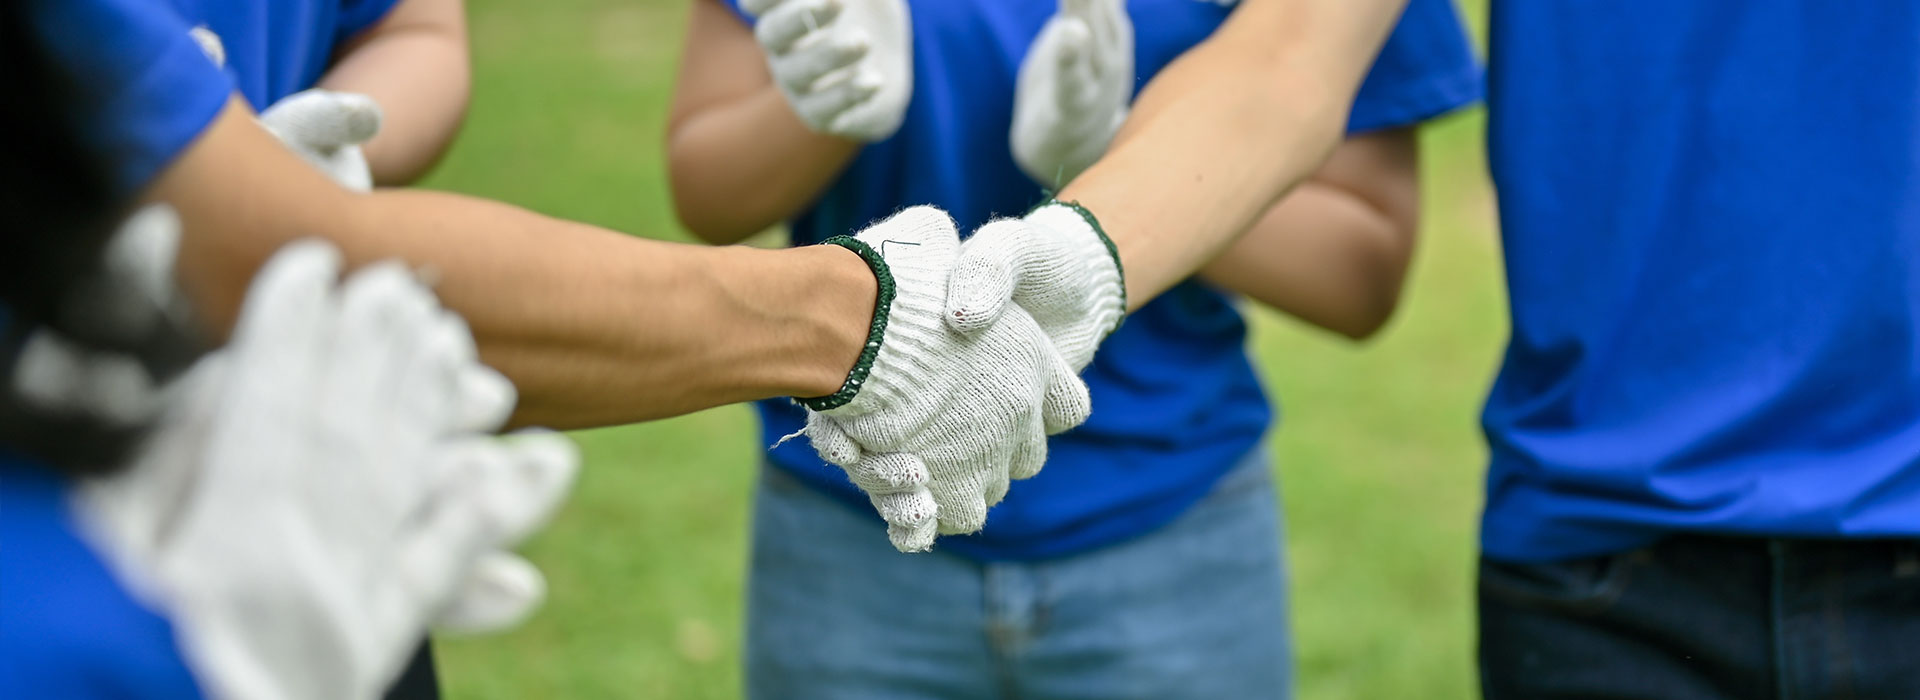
[{"x1": 1026, "y1": 201, "x2": 1126, "y2": 336}]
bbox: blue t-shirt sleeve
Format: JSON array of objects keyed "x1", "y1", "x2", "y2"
[
  {"x1": 1345, "y1": 0, "x2": 1484, "y2": 134},
  {"x1": 336, "y1": 0, "x2": 407, "y2": 45},
  {"x1": 26, "y1": 0, "x2": 234, "y2": 196},
  {"x1": 717, "y1": 0, "x2": 755, "y2": 26}
]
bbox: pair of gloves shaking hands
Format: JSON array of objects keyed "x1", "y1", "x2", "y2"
[{"x1": 743, "y1": 0, "x2": 1135, "y2": 550}]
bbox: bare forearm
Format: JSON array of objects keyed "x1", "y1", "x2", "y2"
[
  {"x1": 157, "y1": 99, "x2": 872, "y2": 429},
  {"x1": 320, "y1": 0, "x2": 470, "y2": 185},
  {"x1": 1200, "y1": 183, "x2": 1409, "y2": 339},
  {"x1": 1057, "y1": 0, "x2": 1408, "y2": 309},
  {"x1": 667, "y1": 89, "x2": 859, "y2": 243}
]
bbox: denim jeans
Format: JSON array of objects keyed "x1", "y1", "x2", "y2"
[
  {"x1": 1479, "y1": 535, "x2": 1920, "y2": 700},
  {"x1": 745, "y1": 451, "x2": 1291, "y2": 700}
]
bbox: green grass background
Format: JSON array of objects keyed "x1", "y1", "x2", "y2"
[{"x1": 427, "y1": 1, "x2": 1502, "y2": 697}]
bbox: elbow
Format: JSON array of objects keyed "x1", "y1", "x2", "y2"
[
  {"x1": 668, "y1": 178, "x2": 767, "y2": 245},
  {"x1": 1327, "y1": 285, "x2": 1401, "y2": 342},
  {"x1": 1335, "y1": 229, "x2": 1417, "y2": 342},
  {"x1": 665, "y1": 137, "x2": 786, "y2": 245}
]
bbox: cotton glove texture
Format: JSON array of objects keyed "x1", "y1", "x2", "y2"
[
  {"x1": 947, "y1": 202, "x2": 1126, "y2": 372},
  {"x1": 259, "y1": 89, "x2": 382, "y2": 192},
  {"x1": 742, "y1": 0, "x2": 912, "y2": 141},
  {"x1": 800, "y1": 207, "x2": 1093, "y2": 552},
  {"x1": 1011, "y1": 0, "x2": 1134, "y2": 187},
  {"x1": 75, "y1": 240, "x2": 578, "y2": 700}
]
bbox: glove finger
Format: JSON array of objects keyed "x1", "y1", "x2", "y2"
[
  {"x1": 1039, "y1": 347, "x2": 1093, "y2": 434},
  {"x1": 885, "y1": 506, "x2": 939, "y2": 553},
  {"x1": 755, "y1": 0, "x2": 842, "y2": 54},
  {"x1": 871, "y1": 483, "x2": 937, "y2": 527},
  {"x1": 928, "y1": 456, "x2": 997, "y2": 536},
  {"x1": 431, "y1": 551, "x2": 546, "y2": 635},
  {"x1": 945, "y1": 219, "x2": 1034, "y2": 334},
  {"x1": 392, "y1": 308, "x2": 482, "y2": 433},
  {"x1": 805, "y1": 411, "x2": 864, "y2": 466},
  {"x1": 1061, "y1": 0, "x2": 1102, "y2": 21},
  {"x1": 226, "y1": 240, "x2": 342, "y2": 386},
  {"x1": 11, "y1": 333, "x2": 160, "y2": 425},
  {"x1": 1008, "y1": 424, "x2": 1049, "y2": 482},
  {"x1": 794, "y1": 70, "x2": 882, "y2": 124},
  {"x1": 380, "y1": 451, "x2": 515, "y2": 636},
  {"x1": 330, "y1": 262, "x2": 436, "y2": 430},
  {"x1": 260, "y1": 89, "x2": 383, "y2": 152},
  {"x1": 846, "y1": 451, "x2": 930, "y2": 495},
  {"x1": 61, "y1": 205, "x2": 185, "y2": 341},
  {"x1": 474, "y1": 430, "x2": 581, "y2": 548},
  {"x1": 455, "y1": 364, "x2": 518, "y2": 434},
  {"x1": 1051, "y1": 18, "x2": 1093, "y2": 77},
  {"x1": 773, "y1": 33, "x2": 870, "y2": 93}
]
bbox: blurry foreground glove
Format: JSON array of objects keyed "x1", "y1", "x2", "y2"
[
  {"x1": 799, "y1": 207, "x2": 1093, "y2": 552},
  {"x1": 743, "y1": 0, "x2": 912, "y2": 140},
  {"x1": 1011, "y1": 0, "x2": 1134, "y2": 187},
  {"x1": 260, "y1": 89, "x2": 382, "y2": 191},
  {"x1": 75, "y1": 240, "x2": 578, "y2": 700}
]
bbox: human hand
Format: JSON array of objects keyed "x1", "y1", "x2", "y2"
[
  {"x1": 946, "y1": 201, "x2": 1126, "y2": 372},
  {"x1": 742, "y1": 0, "x2": 913, "y2": 141},
  {"x1": 259, "y1": 89, "x2": 382, "y2": 192},
  {"x1": 74, "y1": 239, "x2": 577, "y2": 700},
  {"x1": 1011, "y1": 0, "x2": 1134, "y2": 187},
  {"x1": 799, "y1": 207, "x2": 1092, "y2": 552}
]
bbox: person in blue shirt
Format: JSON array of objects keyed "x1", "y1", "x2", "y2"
[
  {"x1": 667, "y1": 0, "x2": 1480, "y2": 695},
  {"x1": 1468, "y1": 3, "x2": 1920, "y2": 698}
]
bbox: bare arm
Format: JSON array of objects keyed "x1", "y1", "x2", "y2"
[
  {"x1": 1200, "y1": 127, "x2": 1418, "y2": 340},
  {"x1": 152, "y1": 98, "x2": 875, "y2": 429},
  {"x1": 319, "y1": 0, "x2": 470, "y2": 186},
  {"x1": 666, "y1": 0, "x2": 860, "y2": 244},
  {"x1": 1056, "y1": 0, "x2": 1409, "y2": 309}
]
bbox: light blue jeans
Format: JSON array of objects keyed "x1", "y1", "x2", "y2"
[{"x1": 745, "y1": 451, "x2": 1292, "y2": 700}]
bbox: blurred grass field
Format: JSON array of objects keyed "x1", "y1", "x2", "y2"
[{"x1": 427, "y1": 1, "x2": 1502, "y2": 697}]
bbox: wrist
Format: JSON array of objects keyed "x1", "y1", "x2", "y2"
[
  {"x1": 795, "y1": 237, "x2": 893, "y2": 410},
  {"x1": 1026, "y1": 200, "x2": 1127, "y2": 328}
]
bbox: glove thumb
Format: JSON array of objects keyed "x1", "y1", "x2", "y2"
[
  {"x1": 945, "y1": 219, "x2": 1034, "y2": 335},
  {"x1": 260, "y1": 90, "x2": 383, "y2": 153}
]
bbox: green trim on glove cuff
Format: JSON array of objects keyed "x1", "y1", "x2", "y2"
[
  {"x1": 797, "y1": 236, "x2": 897, "y2": 411},
  {"x1": 1034, "y1": 198, "x2": 1128, "y2": 334}
]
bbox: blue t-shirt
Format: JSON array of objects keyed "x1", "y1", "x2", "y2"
[
  {"x1": 0, "y1": 459, "x2": 205, "y2": 698},
  {"x1": 733, "y1": 0, "x2": 1483, "y2": 560},
  {"x1": 7, "y1": 1, "x2": 400, "y2": 692},
  {"x1": 1482, "y1": 2, "x2": 1920, "y2": 562},
  {"x1": 27, "y1": 0, "x2": 400, "y2": 194}
]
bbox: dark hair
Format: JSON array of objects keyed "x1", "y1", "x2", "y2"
[{"x1": 0, "y1": 5, "x2": 204, "y2": 474}]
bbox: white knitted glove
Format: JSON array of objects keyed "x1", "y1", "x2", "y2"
[
  {"x1": 17, "y1": 208, "x2": 555, "y2": 638},
  {"x1": 742, "y1": 0, "x2": 912, "y2": 141},
  {"x1": 798, "y1": 207, "x2": 1093, "y2": 552},
  {"x1": 260, "y1": 89, "x2": 381, "y2": 192},
  {"x1": 1011, "y1": 0, "x2": 1133, "y2": 188},
  {"x1": 947, "y1": 201, "x2": 1126, "y2": 371},
  {"x1": 74, "y1": 240, "x2": 578, "y2": 700}
]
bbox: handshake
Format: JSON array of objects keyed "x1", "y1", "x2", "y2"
[
  {"x1": 800, "y1": 203, "x2": 1125, "y2": 552},
  {"x1": 236, "y1": 86, "x2": 1135, "y2": 554}
]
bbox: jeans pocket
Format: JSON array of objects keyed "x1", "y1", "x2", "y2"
[{"x1": 1478, "y1": 549, "x2": 1647, "y2": 616}]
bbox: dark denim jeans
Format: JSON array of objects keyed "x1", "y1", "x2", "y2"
[{"x1": 1479, "y1": 536, "x2": 1920, "y2": 700}]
